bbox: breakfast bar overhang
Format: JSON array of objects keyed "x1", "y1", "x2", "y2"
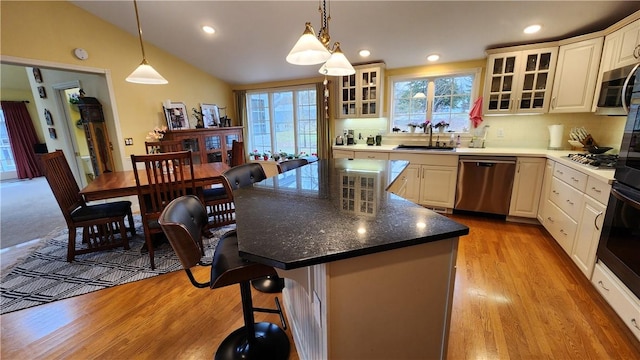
[{"x1": 233, "y1": 159, "x2": 469, "y2": 359}]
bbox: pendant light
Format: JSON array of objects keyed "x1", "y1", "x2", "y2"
[
  {"x1": 126, "y1": 0, "x2": 168, "y2": 84},
  {"x1": 286, "y1": 0, "x2": 355, "y2": 76}
]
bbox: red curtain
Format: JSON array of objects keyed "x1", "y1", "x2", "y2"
[{"x1": 1, "y1": 101, "x2": 43, "y2": 179}]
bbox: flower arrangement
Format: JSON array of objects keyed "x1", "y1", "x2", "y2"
[
  {"x1": 434, "y1": 121, "x2": 449, "y2": 129},
  {"x1": 146, "y1": 126, "x2": 168, "y2": 141},
  {"x1": 68, "y1": 93, "x2": 81, "y2": 104}
]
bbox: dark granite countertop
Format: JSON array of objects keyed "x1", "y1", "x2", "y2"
[{"x1": 234, "y1": 159, "x2": 470, "y2": 270}]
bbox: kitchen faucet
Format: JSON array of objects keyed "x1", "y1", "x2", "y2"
[{"x1": 426, "y1": 123, "x2": 433, "y2": 147}]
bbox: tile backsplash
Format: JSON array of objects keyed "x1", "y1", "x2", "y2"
[{"x1": 334, "y1": 112, "x2": 626, "y2": 151}]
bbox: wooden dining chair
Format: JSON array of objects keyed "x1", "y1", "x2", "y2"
[
  {"x1": 230, "y1": 140, "x2": 245, "y2": 167},
  {"x1": 202, "y1": 140, "x2": 245, "y2": 229},
  {"x1": 131, "y1": 150, "x2": 199, "y2": 269},
  {"x1": 144, "y1": 140, "x2": 183, "y2": 154},
  {"x1": 41, "y1": 150, "x2": 135, "y2": 262}
]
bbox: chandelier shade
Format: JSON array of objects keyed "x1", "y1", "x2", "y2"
[
  {"x1": 126, "y1": 0, "x2": 168, "y2": 84},
  {"x1": 126, "y1": 60, "x2": 168, "y2": 84},
  {"x1": 318, "y1": 43, "x2": 355, "y2": 76},
  {"x1": 286, "y1": 23, "x2": 332, "y2": 65}
]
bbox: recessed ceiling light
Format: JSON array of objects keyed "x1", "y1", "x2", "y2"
[
  {"x1": 524, "y1": 24, "x2": 541, "y2": 34},
  {"x1": 426, "y1": 54, "x2": 440, "y2": 62},
  {"x1": 202, "y1": 25, "x2": 215, "y2": 34},
  {"x1": 359, "y1": 49, "x2": 371, "y2": 57}
]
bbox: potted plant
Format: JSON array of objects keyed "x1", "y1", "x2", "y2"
[
  {"x1": 407, "y1": 123, "x2": 419, "y2": 133},
  {"x1": 250, "y1": 149, "x2": 261, "y2": 160},
  {"x1": 263, "y1": 151, "x2": 270, "y2": 161},
  {"x1": 434, "y1": 121, "x2": 449, "y2": 133}
]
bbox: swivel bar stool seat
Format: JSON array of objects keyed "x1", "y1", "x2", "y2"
[{"x1": 159, "y1": 195, "x2": 289, "y2": 360}]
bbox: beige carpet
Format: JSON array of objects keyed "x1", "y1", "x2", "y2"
[{"x1": 0, "y1": 177, "x2": 66, "y2": 249}]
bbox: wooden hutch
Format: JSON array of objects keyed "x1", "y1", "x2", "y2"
[{"x1": 163, "y1": 127, "x2": 243, "y2": 165}]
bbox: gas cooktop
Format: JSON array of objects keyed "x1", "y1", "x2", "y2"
[{"x1": 567, "y1": 153, "x2": 618, "y2": 169}]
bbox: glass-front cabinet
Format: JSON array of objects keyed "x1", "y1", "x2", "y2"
[
  {"x1": 483, "y1": 47, "x2": 558, "y2": 115},
  {"x1": 336, "y1": 62, "x2": 385, "y2": 118},
  {"x1": 163, "y1": 127, "x2": 243, "y2": 165}
]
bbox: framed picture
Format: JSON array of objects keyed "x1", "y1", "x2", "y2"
[
  {"x1": 164, "y1": 102, "x2": 189, "y2": 130},
  {"x1": 44, "y1": 109, "x2": 54, "y2": 125},
  {"x1": 38, "y1": 86, "x2": 47, "y2": 99},
  {"x1": 33, "y1": 68, "x2": 43, "y2": 83},
  {"x1": 200, "y1": 103, "x2": 220, "y2": 128},
  {"x1": 48, "y1": 127, "x2": 57, "y2": 139}
]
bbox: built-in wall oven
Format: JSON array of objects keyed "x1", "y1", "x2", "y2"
[{"x1": 596, "y1": 66, "x2": 640, "y2": 299}]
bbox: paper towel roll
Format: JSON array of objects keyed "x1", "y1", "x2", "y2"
[{"x1": 548, "y1": 124, "x2": 564, "y2": 149}]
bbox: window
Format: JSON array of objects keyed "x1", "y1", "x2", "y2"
[
  {"x1": 246, "y1": 86, "x2": 317, "y2": 157},
  {"x1": 0, "y1": 110, "x2": 17, "y2": 173},
  {"x1": 390, "y1": 70, "x2": 479, "y2": 133}
]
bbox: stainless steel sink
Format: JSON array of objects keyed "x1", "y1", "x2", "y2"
[{"x1": 393, "y1": 144, "x2": 456, "y2": 151}]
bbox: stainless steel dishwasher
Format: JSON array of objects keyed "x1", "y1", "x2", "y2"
[{"x1": 455, "y1": 156, "x2": 517, "y2": 215}]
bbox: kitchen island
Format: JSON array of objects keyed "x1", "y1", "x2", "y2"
[{"x1": 233, "y1": 159, "x2": 469, "y2": 359}]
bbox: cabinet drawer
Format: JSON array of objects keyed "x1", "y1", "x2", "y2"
[
  {"x1": 544, "y1": 200, "x2": 577, "y2": 254},
  {"x1": 388, "y1": 153, "x2": 458, "y2": 166},
  {"x1": 353, "y1": 151, "x2": 389, "y2": 160},
  {"x1": 333, "y1": 149, "x2": 354, "y2": 159},
  {"x1": 549, "y1": 177, "x2": 584, "y2": 220},
  {"x1": 592, "y1": 263, "x2": 640, "y2": 341},
  {"x1": 553, "y1": 163, "x2": 587, "y2": 192},
  {"x1": 585, "y1": 177, "x2": 611, "y2": 204}
]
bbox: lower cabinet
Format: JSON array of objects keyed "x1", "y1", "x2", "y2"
[
  {"x1": 572, "y1": 195, "x2": 606, "y2": 277},
  {"x1": 539, "y1": 160, "x2": 612, "y2": 278},
  {"x1": 592, "y1": 262, "x2": 640, "y2": 341},
  {"x1": 388, "y1": 164, "x2": 420, "y2": 203},
  {"x1": 537, "y1": 159, "x2": 555, "y2": 224},
  {"x1": 389, "y1": 153, "x2": 458, "y2": 210},
  {"x1": 509, "y1": 157, "x2": 545, "y2": 218}
]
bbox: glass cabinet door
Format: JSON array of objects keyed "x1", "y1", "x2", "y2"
[
  {"x1": 517, "y1": 50, "x2": 553, "y2": 112},
  {"x1": 204, "y1": 134, "x2": 223, "y2": 163},
  {"x1": 340, "y1": 74, "x2": 357, "y2": 117},
  {"x1": 360, "y1": 69, "x2": 378, "y2": 116},
  {"x1": 225, "y1": 133, "x2": 240, "y2": 164},
  {"x1": 486, "y1": 53, "x2": 519, "y2": 113}
]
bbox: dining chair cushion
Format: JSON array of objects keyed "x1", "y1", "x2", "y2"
[
  {"x1": 70, "y1": 201, "x2": 133, "y2": 222},
  {"x1": 203, "y1": 187, "x2": 227, "y2": 201}
]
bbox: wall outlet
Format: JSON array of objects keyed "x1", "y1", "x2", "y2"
[
  {"x1": 497, "y1": 128, "x2": 504, "y2": 138},
  {"x1": 124, "y1": 138, "x2": 133, "y2": 146}
]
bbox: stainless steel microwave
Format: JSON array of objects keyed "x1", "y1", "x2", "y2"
[{"x1": 595, "y1": 63, "x2": 639, "y2": 116}]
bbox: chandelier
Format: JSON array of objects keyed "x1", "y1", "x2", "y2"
[
  {"x1": 286, "y1": 0, "x2": 355, "y2": 76},
  {"x1": 126, "y1": 0, "x2": 168, "y2": 84}
]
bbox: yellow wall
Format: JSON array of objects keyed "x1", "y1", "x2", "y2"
[{"x1": 1, "y1": 1, "x2": 233, "y2": 159}]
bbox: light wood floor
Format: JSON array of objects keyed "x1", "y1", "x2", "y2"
[{"x1": 2, "y1": 214, "x2": 639, "y2": 359}]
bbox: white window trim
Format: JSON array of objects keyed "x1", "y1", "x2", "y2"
[
  {"x1": 245, "y1": 84, "x2": 316, "y2": 155},
  {"x1": 389, "y1": 67, "x2": 482, "y2": 134}
]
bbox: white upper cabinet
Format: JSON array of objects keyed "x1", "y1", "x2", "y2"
[
  {"x1": 550, "y1": 37, "x2": 604, "y2": 113},
  {"x1": 605, "y1": 19, "x2": 640, "y2": 71},
  {"x1": 336, "y1": 63, "x2": 384, "y2": 118},
  {"x1": 483, "y1": 46, "x2": 558, "y2": 115}
]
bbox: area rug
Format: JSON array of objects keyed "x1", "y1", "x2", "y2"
[{"x1": 0, "y1": 216, "x2": 234, "y2": 315}]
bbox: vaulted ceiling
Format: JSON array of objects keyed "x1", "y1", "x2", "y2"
[{"x1": 55, "y1": 1, "x2": 640, "y2": 85}]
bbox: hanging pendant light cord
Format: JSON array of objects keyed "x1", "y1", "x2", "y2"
[{"x1": 133, "y1": 0, "x2": 148, "y2": 63}]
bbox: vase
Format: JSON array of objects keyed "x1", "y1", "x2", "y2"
[{"x1": 439, "y1": 127, "x2": 445, "y2": 134}]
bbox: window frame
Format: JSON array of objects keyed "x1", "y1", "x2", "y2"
[
  {"x1": 245, "y1": 84, "x2": 317, "y2": 158},
  {"x1": 389, "y1": 67, "x2": 482, "y2": 134}
]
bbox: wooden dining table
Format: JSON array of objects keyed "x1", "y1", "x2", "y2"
[{"x1": 80, "y1": 162, "x2": 230, "y2": 201}]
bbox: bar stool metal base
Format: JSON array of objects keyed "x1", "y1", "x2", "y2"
[
  {"x1": 251, "y1": 276, "x2": 284, "y2": 293},
  {"x1": 215, "y1": 322, "x2": 290, "y2": 360}
]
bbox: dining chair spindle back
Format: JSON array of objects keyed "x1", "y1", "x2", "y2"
[
  {"x1": 41, "y1": 150, "x2": 135, "y2": 262},
  {"x1": 131, "y1": 150, "x2": 199, "y2": 269}
]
